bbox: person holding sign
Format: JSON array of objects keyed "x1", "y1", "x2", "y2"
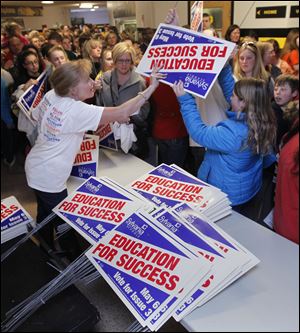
[
  {"x1": 24, "y1": 59, "x2": 165, "y2": 254},
  {"x1": 98, "y1": 42, "x2": 151, "y2": 158},
  {"x1": 173, "y1": 77, "x2": 277, "y2": 216}
]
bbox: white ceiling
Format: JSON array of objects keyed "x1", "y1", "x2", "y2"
[{"x1": 1, "y1": 1, "x2": 107, "y2": 8}]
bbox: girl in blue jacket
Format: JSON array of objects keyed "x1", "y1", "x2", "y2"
[{"x1": 173, "y1": 72, "x2": 277, "y2": 211}]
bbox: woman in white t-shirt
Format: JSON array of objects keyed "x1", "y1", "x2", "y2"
[{"x1": 25, "y1": 59, "x2": 164, "y2": 255}]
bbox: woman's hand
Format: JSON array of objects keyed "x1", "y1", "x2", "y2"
[
  {"x1": 93, "y1": 78, "x2": 102, "y2": 91},
  {"x1": 173, "y1": 80, "x2": 186, "y2": 97},
  {"x1": 164, "y1": 8, "x2": 179, "y2": 26},
  {"x1": 149, "y1": 66, "x2": 167, "y2": 90},
  {"x1": 23, "y1": 79, "x2": 39, "y2": 91}
]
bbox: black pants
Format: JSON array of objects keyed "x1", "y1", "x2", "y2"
[
  {"x1": 232, "y1": 167, "x2": 275, "y2": 229},
  {"x1": 1, "y1": 120, "x2": 16, "y2": 163},
  {"x1": 34, "y1": 189, "x2": 85, "y2": 259},
  {"x1": 35, "y1": 189, "x2": 68, "y2": 248}
]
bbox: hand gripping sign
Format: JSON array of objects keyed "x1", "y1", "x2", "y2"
[
  {"x1": 136, "y1": 24, "x2": 235, "y2": 99},
  {"x1": 17, "y1": 68, "x2": 50, "y2": 124}
]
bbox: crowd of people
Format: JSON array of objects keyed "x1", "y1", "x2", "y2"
[{"x1": 1, "y1": 11, "x2": 299, "y2": 257}]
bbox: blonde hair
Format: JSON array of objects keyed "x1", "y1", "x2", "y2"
[
  {"x1": 234, "y1": 42, "x2": 270, "y2": 81},
  {"x1": 234, "y1": 78, "x2": 277, "y2": 154},
  {"x1": 28, "y1": 30, "x2": 41, "y2": 41},
  {"x1": 49, "y1": 59, "x2": 91, "y2": 96},
  {"x1": 82, "y1": 39, "x2": 102, "y2": 60},
  {"x1": 112, "y1": 42, "x2": 136, "y2": 65},
  {"x1": 47, "y1": 45, "x2": 68, "y2": 62}
]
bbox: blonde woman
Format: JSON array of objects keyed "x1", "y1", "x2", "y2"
[
  {"x1": 28, "y1": 30, "x2": 42, "y2": 50},
  {"x1": 234, "y1": 42, "x2": 269, "y2": 81},
  {"x1": 233, "y1": 41, "x2": 274, "y2": 95},
  {"x1": 256, "y1": 41, "x2": 282, "y2": 80},
  {"x1": 25, "y1": 59, "x2": 165, "y2": 251},
  {"x1": 81, "y1": 38, "x2": 103, "y2": 79},
  {"x1": 47, "y1": 45, "x2": 69, "y2": 69},
  {"x1": 98, "y1": 42, "x2": 150, "y2": 158},
  {"x1": 173, "y1": 77, "x2": 277, "y2": 217},
  {"x1": 101, "y1": 48, "x2": 114, "y2": 73}
]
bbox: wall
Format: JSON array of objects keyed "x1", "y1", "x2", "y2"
[
  {"x1": 70, "y1": 8, "x2": 109, "y2": 25},
  {"x1": 20, "y1": 6, "x2": 70, "y2": 30},
  {"x1": 135, "y1": 2, "x2": 154, "y2": 28},
  {"x1": 152, "y1": 1, "x2": 188, "y2": 28},
  {"x1": 233, "y1": 1, "x2": 299, "y2": 29}
]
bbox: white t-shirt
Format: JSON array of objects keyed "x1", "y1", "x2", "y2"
[{"x1": 25, "y1": 89, "x2": 103, "y2": 193}]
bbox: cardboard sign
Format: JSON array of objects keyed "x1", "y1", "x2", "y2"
[
  {"x1": 53, "y1": 177, "x2": 145, "y2": 244},
  {"x1": 97, "y1": 123, "x2": 118, "y2": 151},
  {"x1": 1, "y1": 196, "x2": 34, "y2": 243},
  {"x1": 136, "y1": 24, "x2": 235, "y2": 98},
  {"x1": 129, "y1": 164, "x2": 224, "y2": 212},
  {"x1": 17, "y1": 68, "x2": 50, "y2": 124},
  {"x1": 191, "y1": 1, "x2": 203, "y2": 32},
  {"x1": 71, "y1": 134, "x2": 99, "y2": 180},
  {"x1": 86, "y1": 210, "x2": 210, "y2": 330}
]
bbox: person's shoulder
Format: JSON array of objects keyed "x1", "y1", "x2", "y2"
[{"x1": 102, "y1": 70, "x2": 113, "y2": 83}]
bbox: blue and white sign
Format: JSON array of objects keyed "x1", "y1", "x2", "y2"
[
  {"x1": 17, "y1": 68, "x2": 50, "y2": 123},
  {"x1": 86, "y1": 211, "x2": 210, "y2": 330},
  {"x1": 97, "y1": 123, "x2": 118, "y2": 151},
  {"x1": 71, "y1": 134, "x2": 99, "y2": 180},
  {"x1": 53, "y1": 177, "x2": 145, "y2": 244},
  {"x1": 136, "y1": 24, "x2": 235, "y2": 99},
  {"x1": 1, "y1": 196, "x2": 34, "y2": 243}
]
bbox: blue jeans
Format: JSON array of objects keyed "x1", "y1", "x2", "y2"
[{"x1": 156, "y1": 136, "x2": 189, "y2": 168}]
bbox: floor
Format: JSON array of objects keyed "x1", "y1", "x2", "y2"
[{"x1": 1, "y1": 153, "x2": 187, "y2": 332}]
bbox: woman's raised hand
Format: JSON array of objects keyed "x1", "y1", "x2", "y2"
[
  {"x1": 149, "y1": 66, "x2": 167, "y2": 89},
  {"x1": 164, "y1": 8, "x2": 179, "y2": 26},
  {"x1": 172, "y1": 80, "x2": 186, "y2": 97}
]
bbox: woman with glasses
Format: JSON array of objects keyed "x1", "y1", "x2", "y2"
[
  {"x1": 98, "y1": 42, "x2": 151, "y2": 159},
  {"x1": 268, "y1": 39, "x2": 294, "y2": 75},
  {"x1": 12, "y1": 50, "x2": 41, "y2": 89},
  {"x1": 256, "y1": 41, "x2": 282, "y2": 80},
  {"x1": 10, "y1": 50, "x2": 42, "y2": 157}
]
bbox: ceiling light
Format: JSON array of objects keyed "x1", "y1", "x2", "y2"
[
  {"x1": 79, "y1": 3, "x2": 93, "y2": 8},
  {"x1": 41, "y1": 1, "x2": 54, "y2": 3}
]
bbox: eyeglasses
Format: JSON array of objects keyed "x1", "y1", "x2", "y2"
[
  {"x1": 116, "y1": 59, "x2": 132, "y2": 64},
  {"x1": 24, "y1": 60, "x2": 39, "y2": 66}
]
